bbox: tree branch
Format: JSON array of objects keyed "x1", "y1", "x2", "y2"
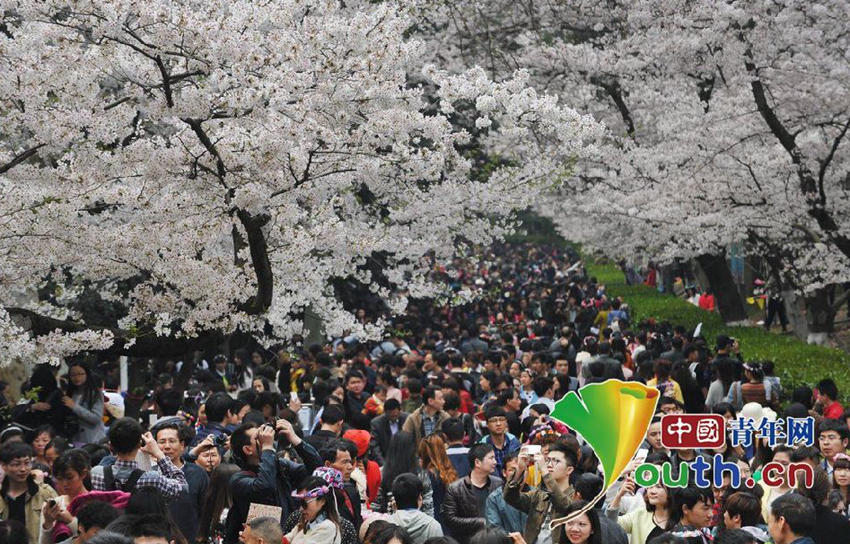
[
  {"x1": 818, "y1": 117, "x2": 850, "y2": 185},
  {"x1": 5, "y1": 307, "x2": 227, "y2": 358},
  {"x1": 183, "y1": 118, "x2": 273, "y2": 315},
  {"x1": 0, "y1": 144, "x2": 44, "y2": 174}
]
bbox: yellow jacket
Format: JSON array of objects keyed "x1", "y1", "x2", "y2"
[{"x1": 0, "y1": 477, "x2": 57, "y2": 544}]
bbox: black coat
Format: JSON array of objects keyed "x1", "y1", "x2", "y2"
[
  {"x1": 369, "y1": 412, "x2": 408, "y2": 463},
  {"x1": 224, "y1": 442, "x2": 321, "y2": 544},
  {"x1": 813, "y1": 504, "x2": 850, "y2": 544}
]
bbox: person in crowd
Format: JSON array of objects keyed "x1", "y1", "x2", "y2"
[
  {"x1": 105, "y1": 513, "x2": 174, "y2": 544},
  {"x1": 484, "y1": 451, "x2": 527, "y2": 536},
  {"x1": 670, "y1": 486, "x2": 714, "y2": 544},
  {"x1": 375, "y1": 432, "x2": 433, "y2": 516},
  {"x1": 153, "y1": 421, "x2": 209, "y2": 542},
  {"x1": 369, "y1": 399, "x2": 407, "y2": 464},
  {"x1": 63, "y1": 363, "x2": 107, "y2": 446},
  {"x1": 29, "y1": 427, "x2": 54, "y2": 471},
  {"x1": 831, "y1": 453, "x2": 850, "y2": 516},
  {"x1": 443, "y1": 419, "x2": 471, "y2": 478},
  {"x1": 442, "y1": 444, "x2": 502, "y2": 544},
  {"x1": 343, "y1": 371, "x2": 372, "y2": 431},
  {"x1": 818, "y1": 418, "x2": 849, "y2": 477},
  {"x1": 572, "y1": 473, "x2": 628, "y2": 544},
  {"x1": 0, "y1": 442, "x2": 58, "y2": 544},
  {"x1": 559, "y1": 501, "x2": 602, "y2": 544},
  {"x1": 306, "y1": 405, "x2": 345, "y2": 454},
  {"x1": 225, "y1": 419, "x2": 321, "y2": 544},
  {"x1": 503, "y1": 442, "x2": 576, "y2": 544},
  {"x1": 285, "y1": 475, "x2": 343, "y2": 544},
  {"x1": 319, "y1": 443, "x2": 361, "y2": 531},
  {"x1": 191, "y1": 394, "x2": 234, "y2": 448},
  {"x1": 766, "y1": 493, "x2": 816, "y2": 544},
  {"x1": 418, "y1": 434, "x2": 456, "y2": 529},
  {"x1": 239, "y1": 517, "x2": 280, "y2": 544},
  {"x1": 89, "y1": 419, "x2": 186, "y2": 498},
  {"x1": 41, "y1": 500, "x2": 119, "y2": 544},
  {"x1": 402, "y1": 388, "x2": 449, "y2": 445},
  {"x1": 0, "y1": 520, "x2": 29, "y2": 544},
  {"x1": 342, "y1": 429, "x2": 381, "y2": 507},
  {"x1": 796, "y1": 467, "x2": 850, "y2": 544},
  {"x1": 607, "y1": 477, "x2": 675, "y2": 544},
  {"x1": 124, "y1": 487, "x2": 187, "y2": 544},
  {"x1": 197, "y1": 463, "x2": 240, "y2": 544},
  {"x1": 477, "y1": 407, "x2": 520, "y2": 477},
  {"x1": 387, "y1": 473, "x2": 443, "y2": 544},
  {"x1": 815, "y1": 379, "x2": 844, "y2": 420},
  {"x1": 189, "y1": 434, "x2": 222, "y2": 474}
]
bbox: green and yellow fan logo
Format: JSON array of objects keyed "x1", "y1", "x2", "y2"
[{"x1": 549, "y1": 380, "x2": 659, "y2": 529}]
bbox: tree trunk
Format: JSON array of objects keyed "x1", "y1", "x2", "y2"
[
  {"x1": 694, "y1": 253, "x2": 749, "y2": 324},
  {"x1": 784, "y1": 288, "x2": 836, "y2": 345},
  {"x1": 804, "y1": 288, "x2": 835, "y2": 345}
]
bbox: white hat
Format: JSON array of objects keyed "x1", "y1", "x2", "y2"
[{"x1": 740, "y1": 402, "x2": 764, "y2": 421}]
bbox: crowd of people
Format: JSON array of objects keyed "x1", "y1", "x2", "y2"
[{"x1": 0, "y1": 243, "x2": 846, "y2": 544}]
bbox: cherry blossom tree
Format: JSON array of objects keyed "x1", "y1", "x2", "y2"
[
  {"x1": 412, "y1": 0, "x2": 850, "y2": 336},
  {"x1": 0, "y1": 0, "x2": 603, "y2": 364}
]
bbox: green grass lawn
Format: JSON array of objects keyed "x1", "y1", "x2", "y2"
[{"x1": 586, "y1": 261, "x2": 850, "y2": 401}]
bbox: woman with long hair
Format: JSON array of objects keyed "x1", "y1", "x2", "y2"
[
  {"x1": 198, "y1": 463, "x2": 240, "y2": 544},
  {"x1": 670, "y1": 362, "x2": 705, "y2": 414},
  {"x1": 561, "y1": 500, "x2": 602, "y2": 544},
  {"x1": 607, "y1": 479, "x2": 675, "y2": 544},
  {"x1": 418, "y1": 434, "x2": 457, "y2": 528},
  {"x1": 705, "y1": 359, "x2": 736, "y2": 411},
  {"x1": 285, "y1": 475, "x2": 342, "y2": 544},
  {"x1": 63, "y1": 361, "x2": 106, "y2": 445},
  {"x1": 125, "y1": 486, "x2": 188, "y2": 544},
  {"x1": 283, "y1": 468, "x2": 358, "y2": 544},
  {"x1": 374, "y1": 431, "x2": 433, "y2": 516}
]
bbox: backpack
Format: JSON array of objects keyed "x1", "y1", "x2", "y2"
[{"x1": 102, "y1": 466, "x2": 145, "y2": 493}]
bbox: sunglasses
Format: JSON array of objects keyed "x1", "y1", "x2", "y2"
[{"x1": 296, "y1": 497, "x2": 318, "y2": 509}]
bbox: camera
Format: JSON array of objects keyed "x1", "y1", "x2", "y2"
[{"x1": 213, "y1": 434, "x2": 228, "y2": 447}]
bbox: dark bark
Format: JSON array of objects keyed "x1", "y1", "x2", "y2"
[
  {"x1": 805, "y1": 288, "x2": 835, "y2": 334},
  {"x1": 746, "y1": 60, "x2": 850, "y2": 260},
  {"x1": 694, "y1": 252, "x2": 748, "y2": 323}
]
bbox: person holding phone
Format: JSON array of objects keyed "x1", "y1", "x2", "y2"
[{"x1": 503, "y1": 441, "x2": 577, "y2": 544}]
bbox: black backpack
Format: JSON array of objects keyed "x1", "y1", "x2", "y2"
[{"x1": 102, "y1": 466, "x2": 145, "y2": 493}]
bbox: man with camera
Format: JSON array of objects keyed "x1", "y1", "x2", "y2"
[
  {"x1": 224, "y1": 418, "x2": 322, "y2": 544},
  {"x1": 90, "y1": 418, "x2": 187, "y2": 498}
]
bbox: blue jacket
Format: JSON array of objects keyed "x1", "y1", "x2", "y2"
[{"x1": 485, "y1": 487, "x2": 527, "y2": 534}]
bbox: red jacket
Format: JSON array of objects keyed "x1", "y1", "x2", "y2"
[
  {"x1": 459, "y1": 389, "x2": 475, "y2": 414},
  {"x1": 365, "y1": 459, "x2": 381, "y2": 505}
]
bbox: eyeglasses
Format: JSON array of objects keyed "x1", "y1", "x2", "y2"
[
  {"x1": 544, "y1": 457, "x2": 572, "y2": 466},
  {"x1": 487, "y1": 417, "x2": 507, "y2": 424}
]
